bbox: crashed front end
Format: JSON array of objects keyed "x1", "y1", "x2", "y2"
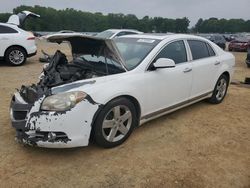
[
  {"x1": 10, "y1": 82, "x2": 101, "y2": 148},
  {"x1": 9, "y1": 34, "x2": 125, "y2": 148}
]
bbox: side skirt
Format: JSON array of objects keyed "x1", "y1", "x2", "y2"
[{"x1": 139, "y1": 91, "x2": 213, "y2": 125}]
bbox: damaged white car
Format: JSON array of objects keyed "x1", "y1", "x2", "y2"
[{"x1": 10, "y1": 33, "x2": 235, "y2": 148}]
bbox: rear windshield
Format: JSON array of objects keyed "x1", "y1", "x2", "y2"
[
  {"x1": 114, "y1": 38, "x2": 160, "y2": 70},
  {"x1": 96, "y1": 31, "x2": 115, "y2": 39}
]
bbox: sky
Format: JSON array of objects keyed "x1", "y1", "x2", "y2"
[{"x1": 0, "y1": 0, "x2": 249, "y2": 26}]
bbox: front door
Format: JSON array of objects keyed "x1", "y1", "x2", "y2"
[{"x1": 143, "y1": 40, "x2": 193, "y2": 118}]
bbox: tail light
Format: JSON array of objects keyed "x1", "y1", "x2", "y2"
[
  {"x1": 27, "y1": 31, "x2": 35, "y2": 40},
  {"x1": 27, "y1": 37, "x2": 35, "y2": 40}
]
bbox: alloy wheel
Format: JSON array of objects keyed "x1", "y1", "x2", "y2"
[
  {"x1": 215, "y1": 78, "x2": 227, "y2": 101},
  {"x1": 102, "y1": 105, "x2": 132, "y2": 142},
  {"x1": 9, "y1": 50, "x2": 25, "y2": 65}
]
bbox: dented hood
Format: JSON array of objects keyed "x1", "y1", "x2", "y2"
[
  {"x1": 46, "y1": 33, "x2": 128, "y2": 71},
  {"x1": 7, "y1": 11, "x2": 40, "y2": 27}
]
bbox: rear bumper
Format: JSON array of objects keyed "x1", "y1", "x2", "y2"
[
  {"x1": 26, "y1": 45, "x2": 37, "y2": 57},
  {"x1": 27, "y1": 51, "x2": 37, "y2": 57},
  {"x1": 229, "y1": 47, "x2": 248, "y2": 52}
]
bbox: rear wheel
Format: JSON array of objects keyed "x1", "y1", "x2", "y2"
[
  {"x1": 5, "y1": 47, "x2": 27, "y2": 66},
  {"x1": 208, "y1": 74, "x2": 229, "y2": 104},
  {"x1": 93, "y1": 98, "x2": 137, "y2": 148}
]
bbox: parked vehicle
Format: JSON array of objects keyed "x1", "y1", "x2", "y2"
[
  {"x1": 223, "y1": 34, "x2": 236, "y2": 42},
  {"x1": 0, "y1": 11, "x2": 40, "y2": 65},
  {"x1": 96, "y1": 29, "x2": 143, "y2": 39},
  {"x1": 208, "y1": 35, "x2": 226, "y2": 50},
  {"x1": 197, "y1": 34, "x2": 226, "y2": 50},
  {"x1": 246, "y1": 47, "x2": 250, "y2": 68},
  {"x1": 228, "y1": 38, "x2": 250, "y2": 52},
  {"x1": 10, "y1": 33, "x2": 235, "y2": 148}
]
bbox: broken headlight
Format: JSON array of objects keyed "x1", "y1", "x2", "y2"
[{"x1": 41, "y1": 91, "x2": 87, "y2": 111}]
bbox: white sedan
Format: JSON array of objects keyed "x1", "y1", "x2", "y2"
[{"x1": 10, "y1": 33, "x2": 235, "y2": 148}]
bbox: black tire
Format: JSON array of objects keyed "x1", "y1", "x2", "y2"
[
  {"x1": 247, "y1": 64, "x2": 250, "y2": 68},
  {"x1": 93, "y1": 97, "x2": 138, "y2": 148},
  {"x1": 208, "y1": 74, "x2": 229, "y2": 104},
  {"x1": 5, "y1": 47, "x2": 27, "y2": 66}
]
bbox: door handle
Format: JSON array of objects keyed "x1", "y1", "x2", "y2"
[
  {"x1": 183, "y1": 67, "x2": 192, "y2": 73},
  {"x1": 214, "y1": 61, "x2": 221, "y2": 65}
]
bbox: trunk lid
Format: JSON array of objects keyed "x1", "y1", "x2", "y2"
[{"x1": 7, "y1": 10, "x2": 40, "y2": 27}]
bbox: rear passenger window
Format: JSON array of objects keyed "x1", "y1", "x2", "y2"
[
  {"x1": 0, "y1": 25, "x2": 18, "y2": 34},
  {"x1": 206, "y1": 43, "x2": 216, "y2": 56},
  {"x1": 155, "y1": 40, "x2": 187, "y2": 64},
  {"x1": 188, "y1": 40, "x2": 210, "y2": 60}
]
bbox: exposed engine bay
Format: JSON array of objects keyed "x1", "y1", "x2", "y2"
[{"x1": 18, "y1": 34, "x2": 127, "y2": 104}]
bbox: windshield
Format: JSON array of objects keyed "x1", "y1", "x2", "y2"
[
  {"x1": 75, "y1": 54, "x2": 125, "y2": 75},
  {"x1": 114, "y1": 38, "x2": 160, "y2": 70},
  {"x1": 96, "y1": 30, "x2": 115, "y2": 39}
]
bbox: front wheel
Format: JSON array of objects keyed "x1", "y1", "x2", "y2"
[
  {"x1": 93, "y1": 98, "x2": 138, "y2": 148},
  {"x1": 208, "y1": 74, "x2": 229, "y2": 104}
]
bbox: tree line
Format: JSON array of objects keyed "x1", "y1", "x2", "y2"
[
  {"x1": 194, "y1": 18, "x2": 250, "y2": 33},
  {"x1": 0, "y1": 5, "x2": 249, "y2": 33}
]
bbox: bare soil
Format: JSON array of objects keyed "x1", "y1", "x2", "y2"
[{"x1": 0, "y1": 40, "x2": 249, "y2": 188}]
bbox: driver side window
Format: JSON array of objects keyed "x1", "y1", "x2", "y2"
[{"x1": 154, "y1": 40, "x2": 187, "y2": 64}]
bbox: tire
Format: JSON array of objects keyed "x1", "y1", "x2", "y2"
[
  {"x1": 208, "y1": 74, "x2": 229, "y2": 104},
  {"x1": 5, "y1": 47, "x2": 27, "y2": 66},
  {"x1": 93, "y1": 97, "x2": 138, "y2": 148}
]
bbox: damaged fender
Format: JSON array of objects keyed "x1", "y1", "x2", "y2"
[{"x1": 10, "y1": 92, "x2": 101, "y2": 148}]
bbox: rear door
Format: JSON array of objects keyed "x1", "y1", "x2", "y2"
[{"x1": 187, "y1": 40, "x2": 218, "y2": 98}]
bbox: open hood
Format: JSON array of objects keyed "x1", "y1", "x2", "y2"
[
  {"x1": 46, "y1": 33, "x2": 128, "y2": 71},
  {"x1": 7, "y1": 10, "x2": 40, "y2": 27}
]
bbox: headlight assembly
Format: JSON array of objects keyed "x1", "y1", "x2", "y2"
[{"x1": 41, "y1": 91, "x2": 87, "y2": 111}]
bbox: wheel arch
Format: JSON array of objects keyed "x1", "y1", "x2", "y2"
[
  {"x1": 92, "y1": 94, "x2": 141, "y2": 126},
  {"x1": 4, "y1": 45, "x2": 28, "y2": 58},
  {"x1": 89, "y1": 94, "x2": 142, "y2": 142},
  {"x1": 221, "y1": 71, "x2": 230, "y2": 82}
]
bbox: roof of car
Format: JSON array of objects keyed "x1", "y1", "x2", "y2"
[
  {"x1": 107, "y1": 29, "x2": 142, "y2": 33},
  {"x1": 0, "y1": 22, "x2": 21, "y2": 29},
  {"x1": 119, "y1": 33, "x2": 205, "y2": 41},
  {"x1": 0, "y1": 22, "x2": 14, "y2": 27}
]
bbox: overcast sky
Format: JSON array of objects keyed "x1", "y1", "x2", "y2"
[{"x1": 0, "y1": 0, "x2": 249, "y2": 26}]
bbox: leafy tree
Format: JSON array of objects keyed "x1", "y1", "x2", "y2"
[{"x1": 0, "y1": 5, "x2": 191, "y2": 33}]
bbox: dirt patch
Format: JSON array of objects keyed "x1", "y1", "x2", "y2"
[{"x1": 0, "y1": 40, "x2": 249, "y2": 187}]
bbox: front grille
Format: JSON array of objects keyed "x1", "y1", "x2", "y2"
[{"x1": 13, "y1": 111, "x2": 27, "y2": 120}]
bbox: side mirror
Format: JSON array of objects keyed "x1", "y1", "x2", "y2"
[{"x1": 153, "y1": 58, "x2": 176, "y2": 69}]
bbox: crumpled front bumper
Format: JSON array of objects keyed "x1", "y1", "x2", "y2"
[{"x1": 10, "y1": 92, "x2": 100, "y2": 148}]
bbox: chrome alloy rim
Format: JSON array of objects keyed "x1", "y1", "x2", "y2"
[
  {"x1": 9, "y1": 50, "x2": 24, "y2": 65},
  {"x1": 102, "y1": 105, "x2": 132, "y2": 142},
  {"x1": 216, "y1": 78, "x2": 227, "y2": 101}
]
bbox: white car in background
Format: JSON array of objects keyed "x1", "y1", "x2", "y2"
[
  {"x1": 10, "y1": 33, "x2": 235, "y2": 148},
  {"x1": 96, "y1": 29, "x2": 143, "y2": 39},
  {"x1": 0, "y1": 11, "x2": 39, "y2": 66}
]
